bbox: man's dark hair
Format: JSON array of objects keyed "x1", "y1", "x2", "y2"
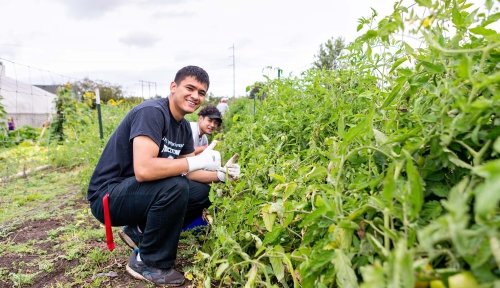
[
  {"x1": 198, "y1": 105, "x2": 222, "y2": 125},
  {"x1": 174, "y1": 66, "x2": 210, "y2": 89}
]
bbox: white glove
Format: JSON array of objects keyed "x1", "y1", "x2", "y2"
[
  {"x1": 206, "y1": 140, "x2": 218, "y2": 150},
  {"x1": 186, "y1": 149, "x2": 221, "y2": 172},
  {"x1": 217, "y1": 154, "x2": 241, "y2": 182},
  {"x1": 217, "y1": 164, "x2": 241, "y2": 182}
]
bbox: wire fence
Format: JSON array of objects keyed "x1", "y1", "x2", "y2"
[
  {"x1": 0, "y1": 57, "x2": 76, "y2": 128},
  {"x1": 0, "y1": 58, "x2": 103, "y2": 184}
]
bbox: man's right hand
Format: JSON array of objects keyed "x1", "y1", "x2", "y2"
[{"x1": 186, "y1": 150, "x2": 221, "y2": 172}]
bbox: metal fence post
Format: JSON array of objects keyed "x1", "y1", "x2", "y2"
[{"x1": 95, "y1": 88, "x2": 103, "y2": 140}]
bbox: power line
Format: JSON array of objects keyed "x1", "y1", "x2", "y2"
[
  {"x1": 0, "y1": 57, "x2": 79, "y2": 82},
  {"x1": 138, "y1": 80, "x2": 156, "y2": 98}
]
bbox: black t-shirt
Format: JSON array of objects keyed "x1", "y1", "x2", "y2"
[{"x1": 87, "y1": 98, "x2": 194, "y2": 202}]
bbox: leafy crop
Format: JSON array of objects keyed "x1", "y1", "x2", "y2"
[{"x1": 196, "y1": 0, "x2": 499, "y2": 287}]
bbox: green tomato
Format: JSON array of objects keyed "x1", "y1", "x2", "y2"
[
  {"x1": 430, "y1": 280, "x2": 445, "y2": 288},
  {"x1": 448, "y1": 272, "x2": 478, "y2": 288},
  {"x1": 244, "y1": 232, "x2": 252, "y2": 240}
]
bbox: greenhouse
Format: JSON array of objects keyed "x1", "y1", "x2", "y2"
[{"x1": 0, "y1": 62, "x2": 56, "y2": 128}]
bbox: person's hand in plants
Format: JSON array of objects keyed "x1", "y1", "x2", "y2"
[{"x1": 217, "y1": 154, "x2": 241, "y2": 182}]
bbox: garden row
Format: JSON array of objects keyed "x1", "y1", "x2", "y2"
[{"x1": 196, "y1": 1, "x2": 500, "y2": 287}]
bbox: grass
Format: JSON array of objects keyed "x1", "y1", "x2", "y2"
[
  {"x1": 0, "y1": 144, "x2": 51, "y2": 179},
  {"x1": 0, "y1": 166, "x2": 205, "y2": 287},
  {"x1": 10, "y1": 271, "x2": 38, "y2": 287},
  {"x1": 0, "y1": 167, "x2": 80, "y2": 223},
  {"x1": 1, "y1": 241, "x2": 38, "y2": 254}
]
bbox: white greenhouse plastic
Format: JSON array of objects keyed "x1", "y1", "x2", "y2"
[{"x1": 0, "y1": 63, "x2": 56, "y2": 128}]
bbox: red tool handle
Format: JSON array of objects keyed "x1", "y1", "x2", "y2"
[{"x1": 103, "y1": 193, "x2": 115, "y2": 251}]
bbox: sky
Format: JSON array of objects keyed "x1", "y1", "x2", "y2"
[{"x1": 0, "y1": 0, "x2": 459, "y2": 98}]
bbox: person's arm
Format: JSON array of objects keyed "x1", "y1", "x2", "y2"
[
  {"x1": 133, "y1": 135, "x2": 190, "y2": 182},
  {"x1": 180, "y1": 149, "x2": 220, "y2": 183},
  {"x1": 186, "y1": 170, "x2": 220, "y2": 183},
  {"x1": 194, "y1": 145, "x2": 208, "y2": 155}
]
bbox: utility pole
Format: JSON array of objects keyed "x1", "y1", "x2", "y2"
[
  {"x1": 95, "y1": 88, "x2": 103, "y2": 140},
  {"x1": 138, "y1": 80, "x2": 156, "y2": 98}
]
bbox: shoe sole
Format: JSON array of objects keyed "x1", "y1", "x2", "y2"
[
  {"x1": 118, "y1": 230, "x2": 138, "y2": 250},
  {"x1": 126, "y1": 264, "x2": 150, "y2": 282},
  {"x1": 126, "y1": 264, "x2": 185, "y2": 287}
]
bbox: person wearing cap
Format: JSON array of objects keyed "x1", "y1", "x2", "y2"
[
  {"x1": 216, "y1": 97, "x2": 229, "y2": 116},
  {"x1": 190, "y1": 105, "x2": 222, "y2": 155}
]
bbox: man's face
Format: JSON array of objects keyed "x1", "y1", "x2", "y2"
[
  {"x1": 170, "y1": 76, "x2": 208, "y2": 117},
  {"x1": 198, "y1": 116, "x2": 220, "y2": 135}
]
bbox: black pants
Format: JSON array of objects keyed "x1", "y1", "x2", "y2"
[{"x1": 90, "y1": 176, "x2": 211, "y2": 269}]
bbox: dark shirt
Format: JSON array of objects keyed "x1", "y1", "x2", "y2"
[{"x1": 87, "y1": 98, "x2": 194, "y2": 202}]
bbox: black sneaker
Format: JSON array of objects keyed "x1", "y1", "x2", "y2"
[
  {"x1": 126, "y1": 250, "x2": 185, "y2": 286},
  {"x1": 118, "y1": 225, "x2": 143, "y2": 250}
]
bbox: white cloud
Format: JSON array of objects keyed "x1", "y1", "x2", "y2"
[
  {"x1": 119, "y1": 32, "x2": 161, "y2": 47},
  {"x1": 55, "y1": 0, "x2": 126, "y2": 19}
]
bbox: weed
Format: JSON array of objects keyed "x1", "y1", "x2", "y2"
[
  {"x1": 3, "y1": 241, "x2": 36, "y2": 254},
  {"x1": 10, "y1": 271, "x2": 38, "y2": 286},
  {"x1": 0, "y1": 267, "x2": 8, "y2": 278},
  {"x1": 61, "y1": 243, "x2": 83, "y2": 261},
  {"x1": 47, "y1": 229, "x2": 61, "y2": 240},
  {"x1": 38, "y1": 259, "x2": 54, "y2": 273},
  {"x1": 87, "y1": 247, "x2": 111, "y2": 268},
  {"x1": 79, "y1": 228, "x2": 104, "y2": 242},
  {"x1": 25, "y1": 192, "x2": 43, "y2": 202}
]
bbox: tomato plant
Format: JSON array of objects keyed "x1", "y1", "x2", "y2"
[{"x1": 193, "y1": 0, "x2": 500, "y2": 287}]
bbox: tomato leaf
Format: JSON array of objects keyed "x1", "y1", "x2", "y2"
[{"x1": 333, "y1": 249, "x2": 359, "y2": 288}]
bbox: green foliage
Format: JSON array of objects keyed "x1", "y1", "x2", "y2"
[
  {"x1": 0, "y1": 94, "x2": 6, "y2": 133},
  {"x1": 9, "y1": 271, "x2": 37, "y2": 286},
  {"x1": 196, "y1": 0, "x2": 500, "y2": 287},
  {"x1": 312, "y1": 37, "x2": 346, "y2": 70},
  {"x1": 0, "y1": 83, "x2": 138, "y2": 188},
  {"x1": 246, "y1": 81, "x2": 267, "y2": 100},
  {"x1": 42, "y1": 89, "x2": 135, "y2": 193},
  {"x1": 0, "y1": 126, "x2": 42, "y2": 148},
  {"x1": 49, "y1": 85, "x2": 76, "y2": 143},
  {"x1": 73, "y1": 104, "x2": 133, "y2": 194},
  {"x1": 72, "y1": 77, "x2": 124, "y2": 103},
  {"x1": 0, "y1": 95, "x2": 14, "y2": 147},
  {"x1": 222, "y1": 97, "x2": 255, "y2": 132}
]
